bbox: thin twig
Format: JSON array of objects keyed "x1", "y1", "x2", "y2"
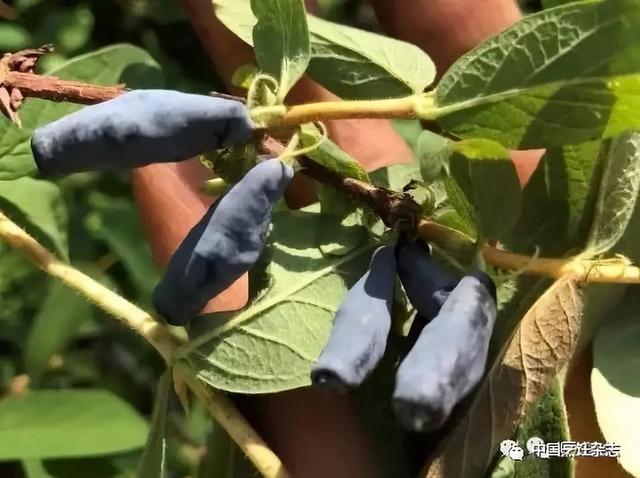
[{"x1": 6, "y1": 71, "x2": 126, "y2": 104}]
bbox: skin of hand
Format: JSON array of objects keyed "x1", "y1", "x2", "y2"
[{"x1": 132, "y1": 1, "x2": 539, "y2": 477}]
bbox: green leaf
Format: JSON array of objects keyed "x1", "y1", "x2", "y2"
[
  {"x1": 506, "y1": 141, "x2": 604, "y2": 256},
  {"x1": 370, "y1": 161, "x2": 423, "y2": 194},
  {"x1": 137, "y1": 371, "x2": 172, "y2": 478},
  {"x1": 181, "y1": 208, "x2": 379, "y2": 393},
  {"x1": 0, "y1": 44, "x2": 161, "y2": 180},
  {"x1": 24, "y1": 282, "x2": 94, "y2": 383},
  {"x1": 314, "y1": 195, "x2": 368, "y2": 256},
  {"x1": 250, "y1": 0, "x2": 310, "y2": 101},
  {"x1": 0, "y1": 177, "x2": 68, "y2": 259},
  {"x1": 416, "y1": 130, "x2": 451, "y2": 183},
  {"x1": 0, "y1": 390, "x2": 148, "y2": 460},
  {"x1": 85, "y1": 192, "x2": 160, "y2": 300},
  {"x1": 306, "y1": 16, "x2": 435, "y2": 99},
  {"x1": 213, "y1": 0, "x2": 435, "y2": 99},
  {"x1": 585, "y1": 131, "x2": 640, "y2": 255},
  {"x1": 435, "y1": 0, "x2": 640, "y2": 148},
  {"x1": 442, "y1": 177, "x2": 478, "y2": 239},
  {"x1": 392, "y1": 119, "x2": 425, "y2": 153},
  {"x1": 446, "y1": 139, "x2": 522, "y2": 239},
  {"x1": 299, "y1": 126, "x2": 371, "y2": 255},
  {"x1": 592, "y1": 289, "x2": 640, "y2": 477},
  {"x1": 300, "y1": 124, "x2": 369, "y2": 181}
]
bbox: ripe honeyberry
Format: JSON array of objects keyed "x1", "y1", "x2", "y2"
[
  {"x1": 392, "y1": 272, "x2": 497, "y2": 433},
  {"x1": 395, "y1": 235, "x2": 459, "y2": 324},
  {"x1": 152, "y1": 158, "x2": 293, "y2": 326},
  {"x1": 31, "y1": 90, "x2": 253, "y2": 176},
  {"x1": 311, "y1": 245, "x2": 396, "y2": 392}
]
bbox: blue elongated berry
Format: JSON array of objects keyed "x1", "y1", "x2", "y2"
[
  {"x1": 392, "y1": 272, "x2": 497, "y2": 433},
  {"x1": 311, "y1": 245, "x2": 396, "y2": 392},
  {"x1": 31, "y1": 90, "x2": 253, "y2": 176},
  {"x1": 395, "y1": 235, "x2": 459, "y2": 323},
  {"x1": 152, "y1": 158, "x2": 294, "y2": 326}
]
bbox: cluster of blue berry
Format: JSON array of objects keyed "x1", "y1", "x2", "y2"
[
  {"x1": 32, "y1": 89, "x2": 497, "y2": 434},
  {"x1": 312, "y1": 235, "x2": 497, "y2": 433}
]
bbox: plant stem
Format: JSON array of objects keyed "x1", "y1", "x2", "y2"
[
  {"x1": 255, "y1": 95, "x2": 426, "y2": 127},
  {"x1": 7, "y1": 71, "x2": 126, "y2": 104},
  {"x1": 419, "y1": 219, "x2": 640, "y2": 283},
  {"x1": 0, "y1": 211, "x2": 291, "y2": 478}
]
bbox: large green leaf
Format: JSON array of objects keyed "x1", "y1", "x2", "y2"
[
  {"x1": 212, "y1": 0, "x2": 435, "y2": 99},
  {"x1": 506, "y1": 141, "x2": 604, "y2": 256},
  {"x1": 306, "y1": 16, "x2": 435, "y2": 99},
  {"x1": 585, "y1": 132, "x2": 640, "y2": 255},
  {"x1": 592, "y1": 289, "x2": 640, "y2": 477},
  {"x1": 0, "y1": 177, "x2": 68, "y2": 259},
  {"x1": 0, "y1": 44, "x2": 161, "y2": 180},
  {"x1": 446, "y1": 139, "x2": 522, "y2": 239},
  {"x1": 0, "y1": 390, "x2": 148, "y2": 460},
  {"x1": 250, "y1": 0, "x2": 310, "y2": 101},
  {"x1": 24, "y1": 282, "x2": 95, "y2": 383},
  {"x1": 313, "y1": 189, "x2": 369, "y2": 257},
  {"x1": 137, "y1": 371, "x2": 172, "y2": 478},
  {"x1": 180, "y1": 208, "x2": 379, "y2": 393},
  {"x1": 435, "y1": 0, "x2": 640, "y2": 148}
]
